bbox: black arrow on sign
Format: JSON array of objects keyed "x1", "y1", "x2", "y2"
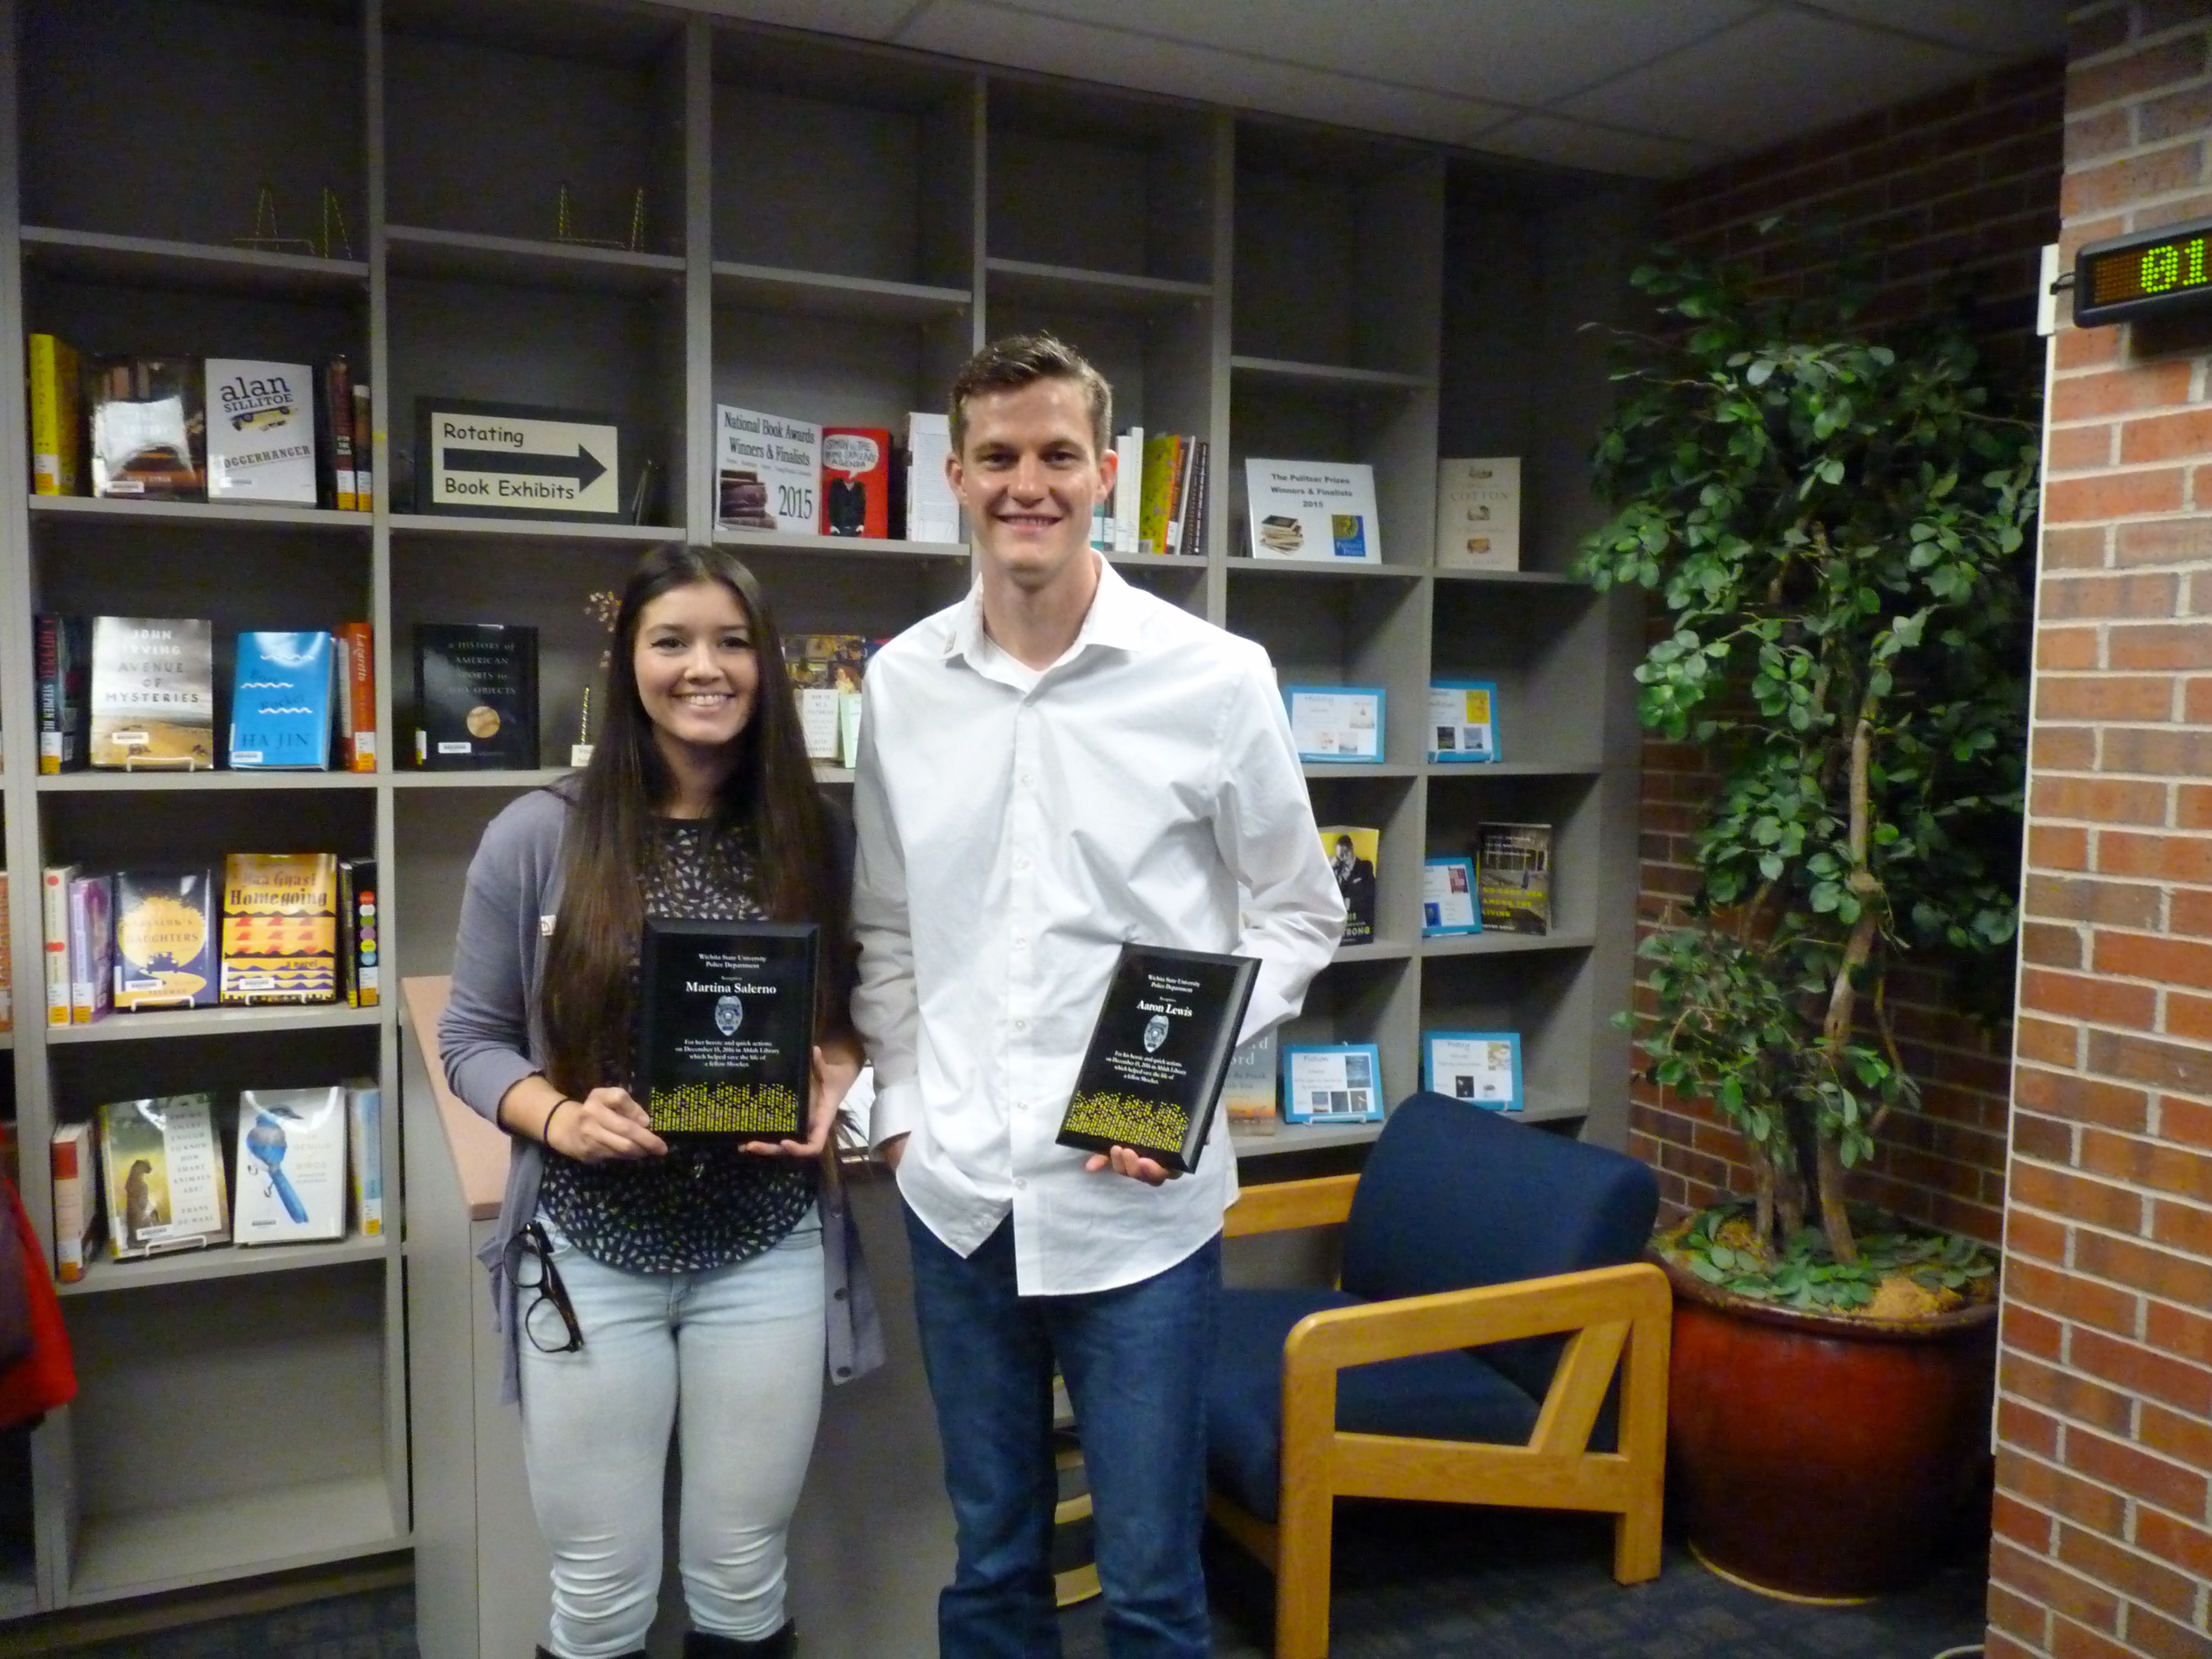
[{"x1": 444, "y1": 443, "x2": 609, "y2": 493}]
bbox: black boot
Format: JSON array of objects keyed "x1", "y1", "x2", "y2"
[{"x1": 684, "y1": 1624, "x2": 796, "y2": 1657}]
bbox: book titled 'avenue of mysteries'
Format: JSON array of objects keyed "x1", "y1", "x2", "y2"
[
  {"x1": 633, "y1": 919, "x2": 818, "y2": 1138},
  {"x1": 1056, "y1": 944, "x2": 1260, "y2": 1174}
]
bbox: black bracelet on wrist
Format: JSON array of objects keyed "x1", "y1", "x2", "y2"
[{"x1": 542, "y1": 1098, "x2": 574, "y2": 1145}]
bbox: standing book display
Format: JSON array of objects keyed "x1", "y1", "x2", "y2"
[
  {"x1": 633, "y1": 920, "x2": 818, "y2": 1138},
  {"x1": 1055, "y1": 944, "x2": 1259, "y2": 1173}
]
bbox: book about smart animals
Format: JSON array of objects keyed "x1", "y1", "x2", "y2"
[{"x1": 98, "y1": 1094, "x2": 229, "y2": 1258}]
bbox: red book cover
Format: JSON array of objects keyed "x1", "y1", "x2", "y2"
[
  {"x1": 820, "y1": 427, "x2": 891, "y2": 539},
  {"x1": 336, "y1": 621, "x2": 376, "y2": 771}
]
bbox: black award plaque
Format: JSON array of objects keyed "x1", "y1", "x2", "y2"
[
  {"x1": 1055, "y1": 943, "x2": 1260, "y2": 1173},
  {"x1": 634, "y1": 919, "x2": 817, "y2": 1137}
]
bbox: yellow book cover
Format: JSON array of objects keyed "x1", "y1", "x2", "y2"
[
  {"x1": 220, "y1": 853, "x2": 340, "y2": 1005},
  {"x1": 1137, "y1": 433, "x2": 1182, "y2": 557},
  {"x1": 28, "y1": 333, "x2": 82, "y2": 495}
]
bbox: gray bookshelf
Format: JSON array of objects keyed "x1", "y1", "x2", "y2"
[{"x1": 0, "y1": 0, "x2": 1647, "y2": 1620}]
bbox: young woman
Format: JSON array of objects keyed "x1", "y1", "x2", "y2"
[{"x1": 440, "y1": 544, "x2": 880, "y2": 1659}]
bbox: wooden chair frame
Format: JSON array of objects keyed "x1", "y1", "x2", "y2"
[{"x1": 1213, "y1": 1173, "x2": 1672, "y2": 1659}]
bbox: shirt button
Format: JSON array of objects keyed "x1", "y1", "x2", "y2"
[
  {"x1": 1014, "y1": 857, "x2": 1030, "y2": 872},
  {"x1": 1012, "y1": 936, "x2": 1027, "y2": 950},
  {"x1": 1015, "y1": 1178, "x2": 1027, "y2": 1191},
  {"x1": 1014, "y1": 1019, "x2": 1027, "y2": 1031},
  {"x1": 1020, "y1": 772, "x2": 1035, "y2": 786}
]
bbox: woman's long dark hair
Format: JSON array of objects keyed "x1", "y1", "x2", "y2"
[{"x1": 539, "y1": 544, "x2": 852, "y2": 1097}]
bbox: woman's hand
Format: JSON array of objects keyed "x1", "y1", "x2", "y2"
[
  {"x1": 744, "y1": 1045, "x2": 860, "y2": 1161},
  {"x1": 546, "y1": 1087, "x2": 668, "y2": 1164}
]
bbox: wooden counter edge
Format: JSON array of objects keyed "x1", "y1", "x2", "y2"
[{"x1": 402, "y1": 974, "x2": 512, "y2": 1222}]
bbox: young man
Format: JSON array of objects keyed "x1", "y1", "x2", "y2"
[{"x1": 851, "y1": 333, "x2": 1343, "y2": 1657}]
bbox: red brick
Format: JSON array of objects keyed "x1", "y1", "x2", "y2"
[
  {"x1": 2000, "y1": 1447, "x2": 2130, "y2": 1537},
  {"x1": 2074, "y1": 1228, "x2": 2212, "y2": 1308},
  {"x1": 2110, "y1": 625, "x2": 2212, "y2": 671},
  {"x1": 2094, "y1": 930, "x2": 2212, "y2": 985},
  {"x1": 2048, "y1": 1614, "x2": 2136, "y2": 1659},
  {"x1": 2011, "y1": 1109, "x2": 2078, "y2": 1164},
  {"x1": 2037, "y1": 677, "x2": 2176, "y2": 722},
  {"x1": 2046, "y1": 524, "x2": 2112, "y2": 568},
  {"x1": 2030, "y1": 826, "x2": 2093, "y2": 872},
  {"x1": 2018, "y1": 1016, "x2": 2082, "y2": 1067},
  {"x1": 2006, "y1": 1255, "x2": 2143, "y2": 1338},
  {"x1": 2067, "y1": 108, "x2": 2135, "y2": 167},
  {"x1": 2068, "y1": 36, "x2": 2210, "y2": 114},
  {"x1": 2056, "y1": 327, "x2": 2121, "y2": 372},
  {"x1": 2085, "y1": 1031, "x2": 2212, "y2": 1100},
  {"x1": 2137, "y1": 0, "x2": 2212, "y2": 36},
  {"x1": 2070, "y1": 1327, "x2": 2212, "y2": 1418},
  {"x1": 2049, "y1": 362, "x2": 2195, "y2": 422},
  {"x1": 2050, "y1": 424, "x2": 2116, "y2": 474},
  {"x1": 2037, "y1": 724, "x2": 2100, "y2": 768},
  {"x1": 2147, "y1": 1298, "x2": 2212, "y2": 1366},
  {"x1": 2115, "y1": 516, "x2": 2212, "y2": 565},
  {"x1": 2125, "y1": 1603, "x2": 2212, "y2": 1659},
  {"x1": 2179, "y1": 781, "x2": 2212, "y2": 826},
  {"x1": 1989, "y1": 1536, "x2": 2122, "y2": 1633},
  {"x1": 1992, "y1": 1488, "x2": 2054, "y2": 1551},
  {"x1": 2009, "y1": 1351, "x2": 2138, "y2": 1434},
  {"x1": 2122, "y1": 408, "x2": 2212, "y2": 466},
  {"x1": 2068, "y1": 1426, "x2": 2209, "y2": 1516},
  {"x1": 2136, "y1": 1509, "x2": 2212, "y2": 1584},
  {"x1": 2163, "y1": 989, "x2": 2212, "y2": 1041},
  {"x1": 2169, "y1": 889, "x2": 2212, "y2": 935},
  {"x1": 2147, "y1": 1194, "x2": 2212, "y2": 1258},
  {"x1": 2096, "y1": 832, "x2": 2212, "y2": 883},
  {"x1": 2056, "y1": 1522, "x2": 2203, "y2": 1622},
  {"x1": 2032, "y1": 776, "x2": 2169, "y2": 823},
  {"x1": 2013, "y1": 1071, "x2": 2151, "y2": 1134},
  {"x1": 2020, "y1": 967, "x2": 2158, "y2": 1027},
  {"x1": 2063, "y1": 213, "x2": 2130, "y2": 264},
  {"x1": 2139, "y1": 1399, "x2": 2212, "y2": 1469},
  {"x1": 2023, "y1": 920, "x2": 2086, "y2": 969},
  {"x1": 2159, "y1": 1094, "x2": 2212, "y2": 1147},
  {"x1": 2045, "y1": 469, "x2": 2188, "y2": 523},
  {"x1": 2010, "y1": 1161, "x2": 2147, "y2": 1233},
  {"x1": 2002, "y1": 1301, "x2": 2067, "y2": 1363}
]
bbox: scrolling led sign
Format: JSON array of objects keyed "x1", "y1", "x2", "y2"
[{"x1": 2075, "y1": 215, "x2": 2212, "y2": 327}]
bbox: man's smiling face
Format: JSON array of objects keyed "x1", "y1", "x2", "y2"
[{"x1": 947, "y1": 375, "x2": 1116, "y2": 596}]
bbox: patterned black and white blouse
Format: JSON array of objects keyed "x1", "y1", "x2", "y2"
[{"x1": 539, "y1": 818, "x2": 818, "y2": 1274}]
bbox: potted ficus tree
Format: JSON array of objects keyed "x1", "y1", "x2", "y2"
[{"x1": 1573, "y1": 236, "x2": 2039, "y2": 1598}]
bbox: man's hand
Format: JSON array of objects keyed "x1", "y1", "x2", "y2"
[
  {"x1": 743, "y1": 1045, "x2": 857, "y2": 1161},
  {"x1": 1084, "y1": 1146, "x2": 1176, "y2": 1186},
  {"x1": 547, "y1": 1087, "x2": 667, "y2": 1164},
  {"x1": 880, "y1": 1132, "x2": 909, "y2": 1171}
]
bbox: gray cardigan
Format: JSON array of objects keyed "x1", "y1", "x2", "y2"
[{"x1": 437, "y1": 784, "x2": 884, "y2": 1404}]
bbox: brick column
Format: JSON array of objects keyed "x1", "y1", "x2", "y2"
[{"x1": 1989, "y1": 6, "x2": 2212, "y2": 1655}]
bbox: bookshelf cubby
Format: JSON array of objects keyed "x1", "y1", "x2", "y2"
[{"x1": 0, "y1": 0, "x2": 1647, "y2": 1619}]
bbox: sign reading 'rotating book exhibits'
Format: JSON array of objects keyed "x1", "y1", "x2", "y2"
[
  {"x1": 633, "y1": 919, "x2": 817, "y2": 1139},
  {"x1": 415, "y1": 397, "x2": 624, "y2": 520},
  {"x1": 1056, "y1": 943, "x2": 1259, "y2": 1174}
]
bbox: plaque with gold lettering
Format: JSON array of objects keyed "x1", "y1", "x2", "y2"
[
  {"x1": 1055, "y1": 944, "x2": 1259, "y2": 1174},
  {"x1": 635, "y1": 919, "x2": 817, "y2": 1138}
]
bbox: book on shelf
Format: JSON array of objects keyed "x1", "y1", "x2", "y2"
[
  {"x1": 205, "y1": 359, "x2": 317, "y2": 505},
  {"x1": 114, "y1": 868, "x2": 219, "y2": 1010},
  {"x1": 821, "y1": 427, "x2": 891, "y2": 538},
  {"x1": 49, "y1": 1122, "x2": 101, "y2": 1281},
  {"x1": 100, "y1": 1094, "x2": 230, "y2": 1257},
  {"x1": 1319, "y1": 826, "x2": 1379, "y2": 946},
  {"x1": 1285, "y1": 686, "x2": 1384, "y2": 763},
  {"x1": 234, "y1": 1086, "x2": 347, "y2": 1244},
  {"x1": 1055, "y1": 943, "x2": 1260, "y2": 1174},
  {"x1": 41, "y1": 864, "x2": 76, "y2": 1028},
  {"x1": 335, "y1": 620, "x2": 377, "y2": 771},
  {"x1": 345, "y1": 1076, "x2": 383, "y2": 1237},
  {"x1": 27, "y1": 332, "x2": 84, "y2": 496},
  {"x1": 340, "y1": 857, "x2": 379, "y2": 1008},
  {"x1": 784, "y1": 634, "x2": 867, "y2": 763},
  {"x1": 1423, "y1": 1031, "x2": 1523, "y2": 1111},
  {"x1": 67, "y1": 873, "x2": 114, "y2": 1025},
  {"x1": 34, "y1": 614, "x2": 89, "y2": 773},
  {"x1": 1420, "y1": 855, "x2": 1481, "y2": 937},
  {"x1": 228, "y1": 630, "x2": 335, "y2": 770},
  {"x1": 1244, "y1": 458, "x2": 1381, "y2": 563},
  {"x1": 352, "y1": 380, "x2": 374, "y2": 511},
  {"x1": 317, "y1": 357, "x2": 356, "y2": 511},
  {"x1": 219, "y1": 853, "x2": 340, "y2": 1005},
  {"x1": 89, "y1": 356, "x2": 206, "y2": 500},
  {"x1": 1434, "y1": 458, "x2": 1520, "y2": 571},
  {"x1": 1221, "y1": 1025, "x2": 1279, "y2": 1136},
  {"x1": 1475, "y1": 822, "x2": 1552, "y2": 936},
  {"x1": 717, "y1": 404, "x2": 820, "y2": 535},
  {"x1": 1112, "y1": 427, "x2": 1143, "y2": 555},
  {"x1": 1135, "y1": 433, "x2": 1185, "y2": 556},
  {"x1": 1176, "y1": 440, "x2": 1212, "y2": 557},
  {"x1": 0, "y1": 874, "x2": 12, "y2": 1034},
  {"x1": 413, "y1": 623, "x2": 540, "y2": 770},
  {"x1": 1280, "y1": 1043, "x2": 1385, "y2": 1124},
  {"x1": 1428, "y1": 679, "x2": 1499, "y2": 763},
  {"x1": 88, "y1": 615, "x2": 216, "y2": 770},
  {"x1": 905, "y1": 412, "x2": 961, "y2": 544}
]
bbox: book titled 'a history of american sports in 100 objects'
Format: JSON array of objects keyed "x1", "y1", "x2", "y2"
[
  {"x1": 1056, "y1": 943, "x2": 1260, "y2": 1175},
  {"x1": 633, "y1": 919, "x2": 818, "y2": 1138}
]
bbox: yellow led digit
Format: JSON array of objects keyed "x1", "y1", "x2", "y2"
[{"x1": 2143, "y1": 243, "x2": 2182, "y2": 293}]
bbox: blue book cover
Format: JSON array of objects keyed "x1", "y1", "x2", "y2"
[{"x1": 229, "y1": 632, "x2": 333, "y2": 769}]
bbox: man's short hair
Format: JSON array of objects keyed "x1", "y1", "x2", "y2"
[{"x1": 948, "y1": 332, "x2": 1113, "y2": 457}]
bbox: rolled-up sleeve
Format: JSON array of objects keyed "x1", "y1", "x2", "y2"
[
  {"x1": 1212, "y1": 651, "x2": 1346, "y2": 1044},
  {"x1": 850, "y1": 675, "x2": 921, "y2": 1150}
]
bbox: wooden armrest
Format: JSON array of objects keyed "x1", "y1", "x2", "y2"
[
  {"x1": 1282, "y1": 1261, "x2": 1670, "y2": 1378},
  {"x1": 1223, "y1": 1173, "x2": 1360, "y2": 1239}
]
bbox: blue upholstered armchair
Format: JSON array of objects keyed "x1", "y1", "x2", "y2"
[{"x1": 1208, "y1": 1092, "x2": 1672, "y2": 1659}]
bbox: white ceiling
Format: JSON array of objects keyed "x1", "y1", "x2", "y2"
[{"x1": 691, "y1": 0, "x2": 2068, "y2": 179}]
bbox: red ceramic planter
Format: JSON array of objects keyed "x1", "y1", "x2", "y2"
[{"x1": 1661, "y1": 1254, "x2": 1999, "y2": 1599}]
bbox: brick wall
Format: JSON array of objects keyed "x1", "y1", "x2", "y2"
[
  {"x1": 1626, "y1": 60, "x2": 2064, "y2": 1245},
  {"x1": 1988, "y1": 6, "x2": 2212, "y2": 1656}
]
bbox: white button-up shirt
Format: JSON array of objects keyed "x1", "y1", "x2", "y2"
[{"x1": 851, "y1": 558, "x2": 1345, "y2": 1294}]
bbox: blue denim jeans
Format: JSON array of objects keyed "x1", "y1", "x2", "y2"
[{"x1": 903, "y1": 1206, "x2": 1219, "y2": 1659}]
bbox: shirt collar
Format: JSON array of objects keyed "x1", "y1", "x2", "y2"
[{"x1": 945, "y1": 552, "x2": 1147, "y2": 669}]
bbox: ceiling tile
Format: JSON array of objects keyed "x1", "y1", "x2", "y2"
[
  {"x1": 895, "y1": 0, "x2": 1517, "y2": 147},
  {"x1": 1556, "y1": 9, "x2": 1985, "y2": 152},
  {"x1": 1791, "y1": 0, "x2": 2069, "y2": 56},
  {"x1": 1475, "y1": 115, "x2": 1723, "y2": 180},
  {"x1": 964, "y1": 0, "x2": 1762, "y2": 107}
]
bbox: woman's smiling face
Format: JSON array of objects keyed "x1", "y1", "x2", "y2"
[{"x1": 631, "y1": 578, "x2": 760, "y2": 760}]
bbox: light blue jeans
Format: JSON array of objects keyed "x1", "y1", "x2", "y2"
[{"x1": 519, "y1": 1211, "x2": 827, "y2": 1658}]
